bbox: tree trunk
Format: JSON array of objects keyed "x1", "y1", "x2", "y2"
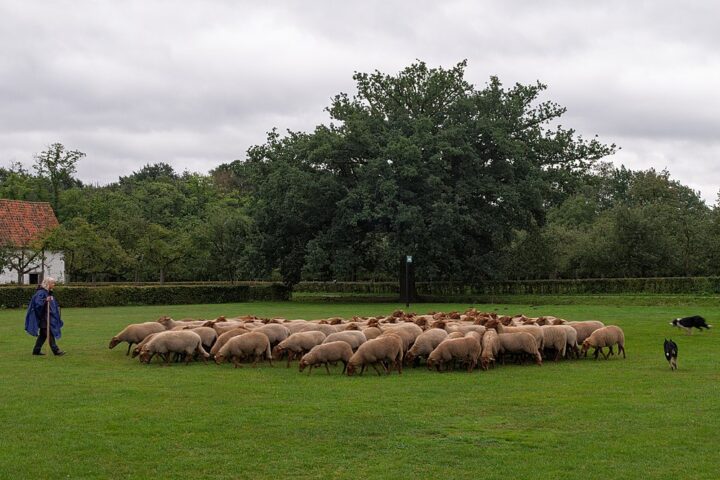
[
  {"x1": 160, "y1": 267, "x2": 165, "y2": 285},
  {"x1": 17, "y1": 269, "x2": 23, "y2": 285}
]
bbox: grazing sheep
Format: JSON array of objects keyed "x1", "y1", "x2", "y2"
[
  {"x1": 405, "y1": 328, "x2": 449, "y2": 365},
  {"x1": 498, "y1": 332, "x2": 542, "y2": 366},
  {"x1": 567, "y1": 321, "x2": 605, "y2": 345},
  {"x1": 299, "y1": 323, "x2": 339, "y2": 336},
  {"x1": 273, "y1": 331, "x2": 327, "y2": 367},
  {"x1": 581, "y1": 326, "x2": 626, "y2": 360},
  {"x1": 299, "y1": 341, "x2": 353, "y2": 375},
  {"x1": 215, "y1": 332, "x2": 273, "y2": 368},
  {"x1": 427, "y1": 331, "x2": 482, "y2": 372},
  {"x1": 347, "y1": 334, "x2": 404, "y2": 376},
  {"x1": 540, "y1": 325, "x2": 567, "y2": 361},
  {"x1": 498, "y1": 325, "x2": 544, "y2": 351},
  {"x1": 156, "y1": 316, "x2": 206, "y2": 330},
  {"x1": 284, "y1": 321, "x2": 311, "y2": 334},
  {"x1": 109, "y1": 322, "x2": 167, "y2": 355},
  {"x1": 254, "y1": 323, "x2": 291, "y2": 347},
  {"x1": 188, "y1": 326, "x2": 218, "y2": 352},
  {"x1": 446, "y1": 331, "x2": 465, "y2": 339},
  {"x1": 323, "y1": 331, "x2": 367, "y2": 352},
  {"x1": 557, "y1": 325, "x2": 579, "y2": 358},
  {"x1": 138, "y1": 330, "x2": 209, "y2": 365},
  {"x1": 209, "y1": 327, "x2": 251, "y2": 357},
  {"x1": 447, "y1": 324, "x2": 486, "y2": 336},
  {"x1": 479, "y1": 329, "x2": 500, "y2": 370},
  {"x1": 362, "y1": 326, "x2": 383, "y2": 340},
  {"x1": 381, "y1": 323, "x2": 423, "y2": 352},
  {"x1": 131, "y1": 332, "x2": 159, "y2": 359}
]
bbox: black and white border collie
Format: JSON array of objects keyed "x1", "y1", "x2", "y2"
[
  {"x1": 670, "y1": 315, "x2": 712, "y2": 335},
  {"x1": 664, "y1": 339, "x2": 678, "y2": 370}
]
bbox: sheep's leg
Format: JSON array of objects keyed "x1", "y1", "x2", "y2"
[
  {"x1": 232, "y1": 356, "x2": 242, "y2": 368},
  {"x1": 251, "y1": 355, "x2": 258, "y2": 368},
  {"x1": 620, "y1": 344, "x2": 626, "y2": 358},
  {"x1": 164, "y1": 352, "x2": 171, "y2": 366},
  {"x1": 325, "y1": 362, "x2": 331, "y2": 375},
  {"x1": 341, "y1": 361, "x2": 347, "y2": 374},
  {"x1": 396, "y1": 356, "x2": 403, "y2": 374},
  {"x1": 126, "y1": 343, "x2": 133, "y2": 356},
  {"x1": 371, "y1": 363, "x2": 383, "y2": 376},
  {"x1": 286, "y1": 354, "x2": 291, "y2": 368},
  {"x1": 359, "y1": 364, "x2": 366, "y2": 376}
]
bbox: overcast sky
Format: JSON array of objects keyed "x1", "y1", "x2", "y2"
[{"x1": 1, "y1": 1, "x2": 718, "y2": 201}]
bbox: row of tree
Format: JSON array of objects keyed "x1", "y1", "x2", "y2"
[{"x1": 2, "y1": 61, "x2": 718, "y2": 285}]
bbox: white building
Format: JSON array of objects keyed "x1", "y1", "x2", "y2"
[{"x1": 0, "y1": 199, "x2": 65, "y2": 285}]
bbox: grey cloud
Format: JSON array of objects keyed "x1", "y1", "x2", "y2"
[{"x1": 1, "y1": 0, "x2": 719, "y2": 202}]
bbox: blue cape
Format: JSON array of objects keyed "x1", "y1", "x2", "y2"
[{"x1": 24, "y1": 288, "x2": 63, "y2": 339}]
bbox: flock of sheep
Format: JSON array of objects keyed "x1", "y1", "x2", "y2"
[{"x1": 108, "y1": 309, "x2": 626, "y2": 374}]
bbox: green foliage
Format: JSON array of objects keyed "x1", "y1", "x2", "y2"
[
  {"x1": 0, "y1": 283, "x2": 289, "y2": 308},
  {"x1": 33, "y1": 142, "x2": 85, "y2": 212}
]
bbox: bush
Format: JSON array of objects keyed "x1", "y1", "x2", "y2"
[{"x1": 0, "y1": 284, "x2": 290, "y2": 309}]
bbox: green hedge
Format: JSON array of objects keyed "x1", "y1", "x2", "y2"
[
  {"x1": 0, "y1": 284, "x2": 290, "y2": 309},
  {"x1": 295, "y1": 277, "x2": 720, "y2": 296}
]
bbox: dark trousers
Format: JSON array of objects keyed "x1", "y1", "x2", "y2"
[{"x1": 33, "y1": 328, "x2": 59, "y2": 354}]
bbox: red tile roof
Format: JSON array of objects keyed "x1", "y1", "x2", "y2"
[{"x1": 0, "y1": 199, "x2": 59, "y2": 247}]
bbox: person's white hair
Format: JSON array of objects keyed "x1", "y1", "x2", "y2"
[{"x1": 40, "y1": 277, "x2": 56, "y2": 290}]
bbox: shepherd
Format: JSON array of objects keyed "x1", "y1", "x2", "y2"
[{"x1": 25, "y1": 277, "x2": 66, "y2": 356}]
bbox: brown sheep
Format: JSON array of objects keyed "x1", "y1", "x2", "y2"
[
  {"x1": 299, "y1": 341, "x2": 353, "y2": 375},
  {"x1": 138, "y1": 330, "x2": 209, "y2": 365},
  {"x1": 299, "y1": 323, "x2": 339, "y2": 336},
  {"x1": 323, "y1": 331, "x2": 367, "y2": 352},
  {"x1": 567, "y1": 321, "x2": 605, "y2": 345},
  {"x1": 405, "y1": 328, "x2": 449, "y2": 365},
  {"x1": 539, "y1": 325, "x2": 567, "y2": 361},
  {"x1": 498, "y1": 332, "x2": 542, "y2": 366},
  {"x1": 215, "y1": 332, "x2": 273, "y2": 368},
  {"x1": 498, "y1": 324, "x2": 544, "y2": 351},
  {"x1": 272, "y1": 331, "x2": 327, "y2": 367},
  {"x1": 479, "y1": 329, "x2": 500, "y2": 370},
  {"x1": 131, "y1": 332, "x2": 159, "y2": 359},
  {"x1": 362, "y1": 326, "x2": 383, "y2": 340},
  {"x1": 109, "y1": 322, "x2": 166, "y2": 355},
  {"x1": 254, "y1": 323, "x2": 291, "y2": 347},
  {"x1": 347, "y1": 334, "x2": 404, "y2": 376},
  {"x1": 426, "y1": 331, "x2": 482, "y2": 372},
  {"x1": 581, "y1": 326, "x2": 626, "y2": 360},
  {"x1": 209, "y1": 327, "x2": 251, "y2": 357}
]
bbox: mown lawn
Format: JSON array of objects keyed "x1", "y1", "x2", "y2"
[{"x1": 0, "y1": 301, "x2": 718, "y2": 479}]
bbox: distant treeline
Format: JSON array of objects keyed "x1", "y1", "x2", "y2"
[{"x1": 2, "y1": 61, "x2": 718, "y2": 286}]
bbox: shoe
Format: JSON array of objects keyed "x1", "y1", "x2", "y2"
[
  {"x1": 53, "y1": 351, "x2": 66, "y2": 357},
  {"x1": 32, "y1": 352, "x2": 46, "y2": 356}
]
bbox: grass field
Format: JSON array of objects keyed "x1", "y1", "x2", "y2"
[{"x1": 0, "y1": 301, "x2": 718, "y2": 479}]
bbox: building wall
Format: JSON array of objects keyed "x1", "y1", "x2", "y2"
[{"x1": 0, "y1": 251, "x2": 65, "y2": 285}]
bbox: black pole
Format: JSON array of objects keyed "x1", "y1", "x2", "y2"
[{"x1": 405, "y1": 259, "x2": 410, "y2": 308}]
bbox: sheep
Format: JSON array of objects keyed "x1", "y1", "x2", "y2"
[
  {"x1": 362, "y1": 326, "x2": 383, "y2": 340},
  {"x1": 497, "y1": 325, "x2": 544, "y2": 351},
  {"x1": 540, "y1": 325, "x2": 567, "y2": 361},
  {"x1": 215, "y1": 332, "x2": 273, "y2": 368},
  {"x1": 138, "y1": 330, "x2": 209, "y2": 365},
  {"x1": 498, "y1": 332, "x2": 542, "y2": 366},
  {"x1": 446, "y1": 331, "x2": 466, "y2": 339},
  {"x1": 404, "y1": 328, "x2": 449, "y2": 365},
  {"x1": 479, "y1": 329, "x2": 500, "y2": 370},
  {"x1": 567, "y1": 321, "x2": 605, "y2": 345},
  {"x1": 426, "y1": 331, "x2": 482, "y2": 372},
  {"x1": 209, "y1": 327, "x2": 251, "y2": 357},
  {"x1": 156, "y1": 316, "x2": 206, "y2": 330},
  {"x1": 381, "y1": 322, "x2": 423, "y2": 352},
  {"x1": 254, "y1": 323, "x2": 291, "y2": 347},
  {"x1": 581, "y1": 326, "x2": 626, "y2": 360},
  {"x1": 299, "y1": 341, "x2": 354, "y2": 375},
  {"x1": 109, "y1": 322, "x2": 167, "y2": 355},
  {"x1": 299, "y1": 323, "x2": 339, "y2": 336},
  {"x1": 272, "y1": 331, "x2": 327, "y2": 367},
  {"x1": 131, "y1": 332, "x2": 159, "y2": 359},
  {"x1": 346, "y1": 334, "x2": 404, "y2": 376},
  {"x1": 323, "y1": 331, "x2": 367, "y2": 352},
  {"x1": 557, "y1": 325, "x2": 579, "y2": 358},
  {"x1": 188, "y1": 326, "x2": 218, "y2": 352},
  {"x1": 284, "y1": 321, "x2": 311, "y2": 334},
  {"x1": 447, "y1": 324, "x2": 486, "y2": 336}
]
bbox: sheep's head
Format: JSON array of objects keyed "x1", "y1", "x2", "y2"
[
  {"x1": 214, "y1": 353, "x2": 227, "y2": 365},
  {"x1": 345, "y1": 323, "x2": 360, "y2": 331},
  {"x1": 131, "y1": 346, "x2": 142, "y2": 358},
  {"x1": 330, "y1": 317, "x2": 343, "y2": 325},
  {"x1": 346, "y1": 363, "x2": 357, "y2": 376},
  {"x1": 581, "y1": 340, "x2": 591, "y2": 353},
  {"x1": 108, "y1": 337, "x2": 120, "y2": 349},
  {"x1": 138, "y1": 351, "x2": 151, "y2": 364},
  {"x1": 157, "y1": 316, "x2": 173, "y2": 329},
  {"x1": 298, "y1": 359, "x2": 308, "y2": 372},
  {"x1": 272, "y1": 346, "x2": 285, "y2": 360}
]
